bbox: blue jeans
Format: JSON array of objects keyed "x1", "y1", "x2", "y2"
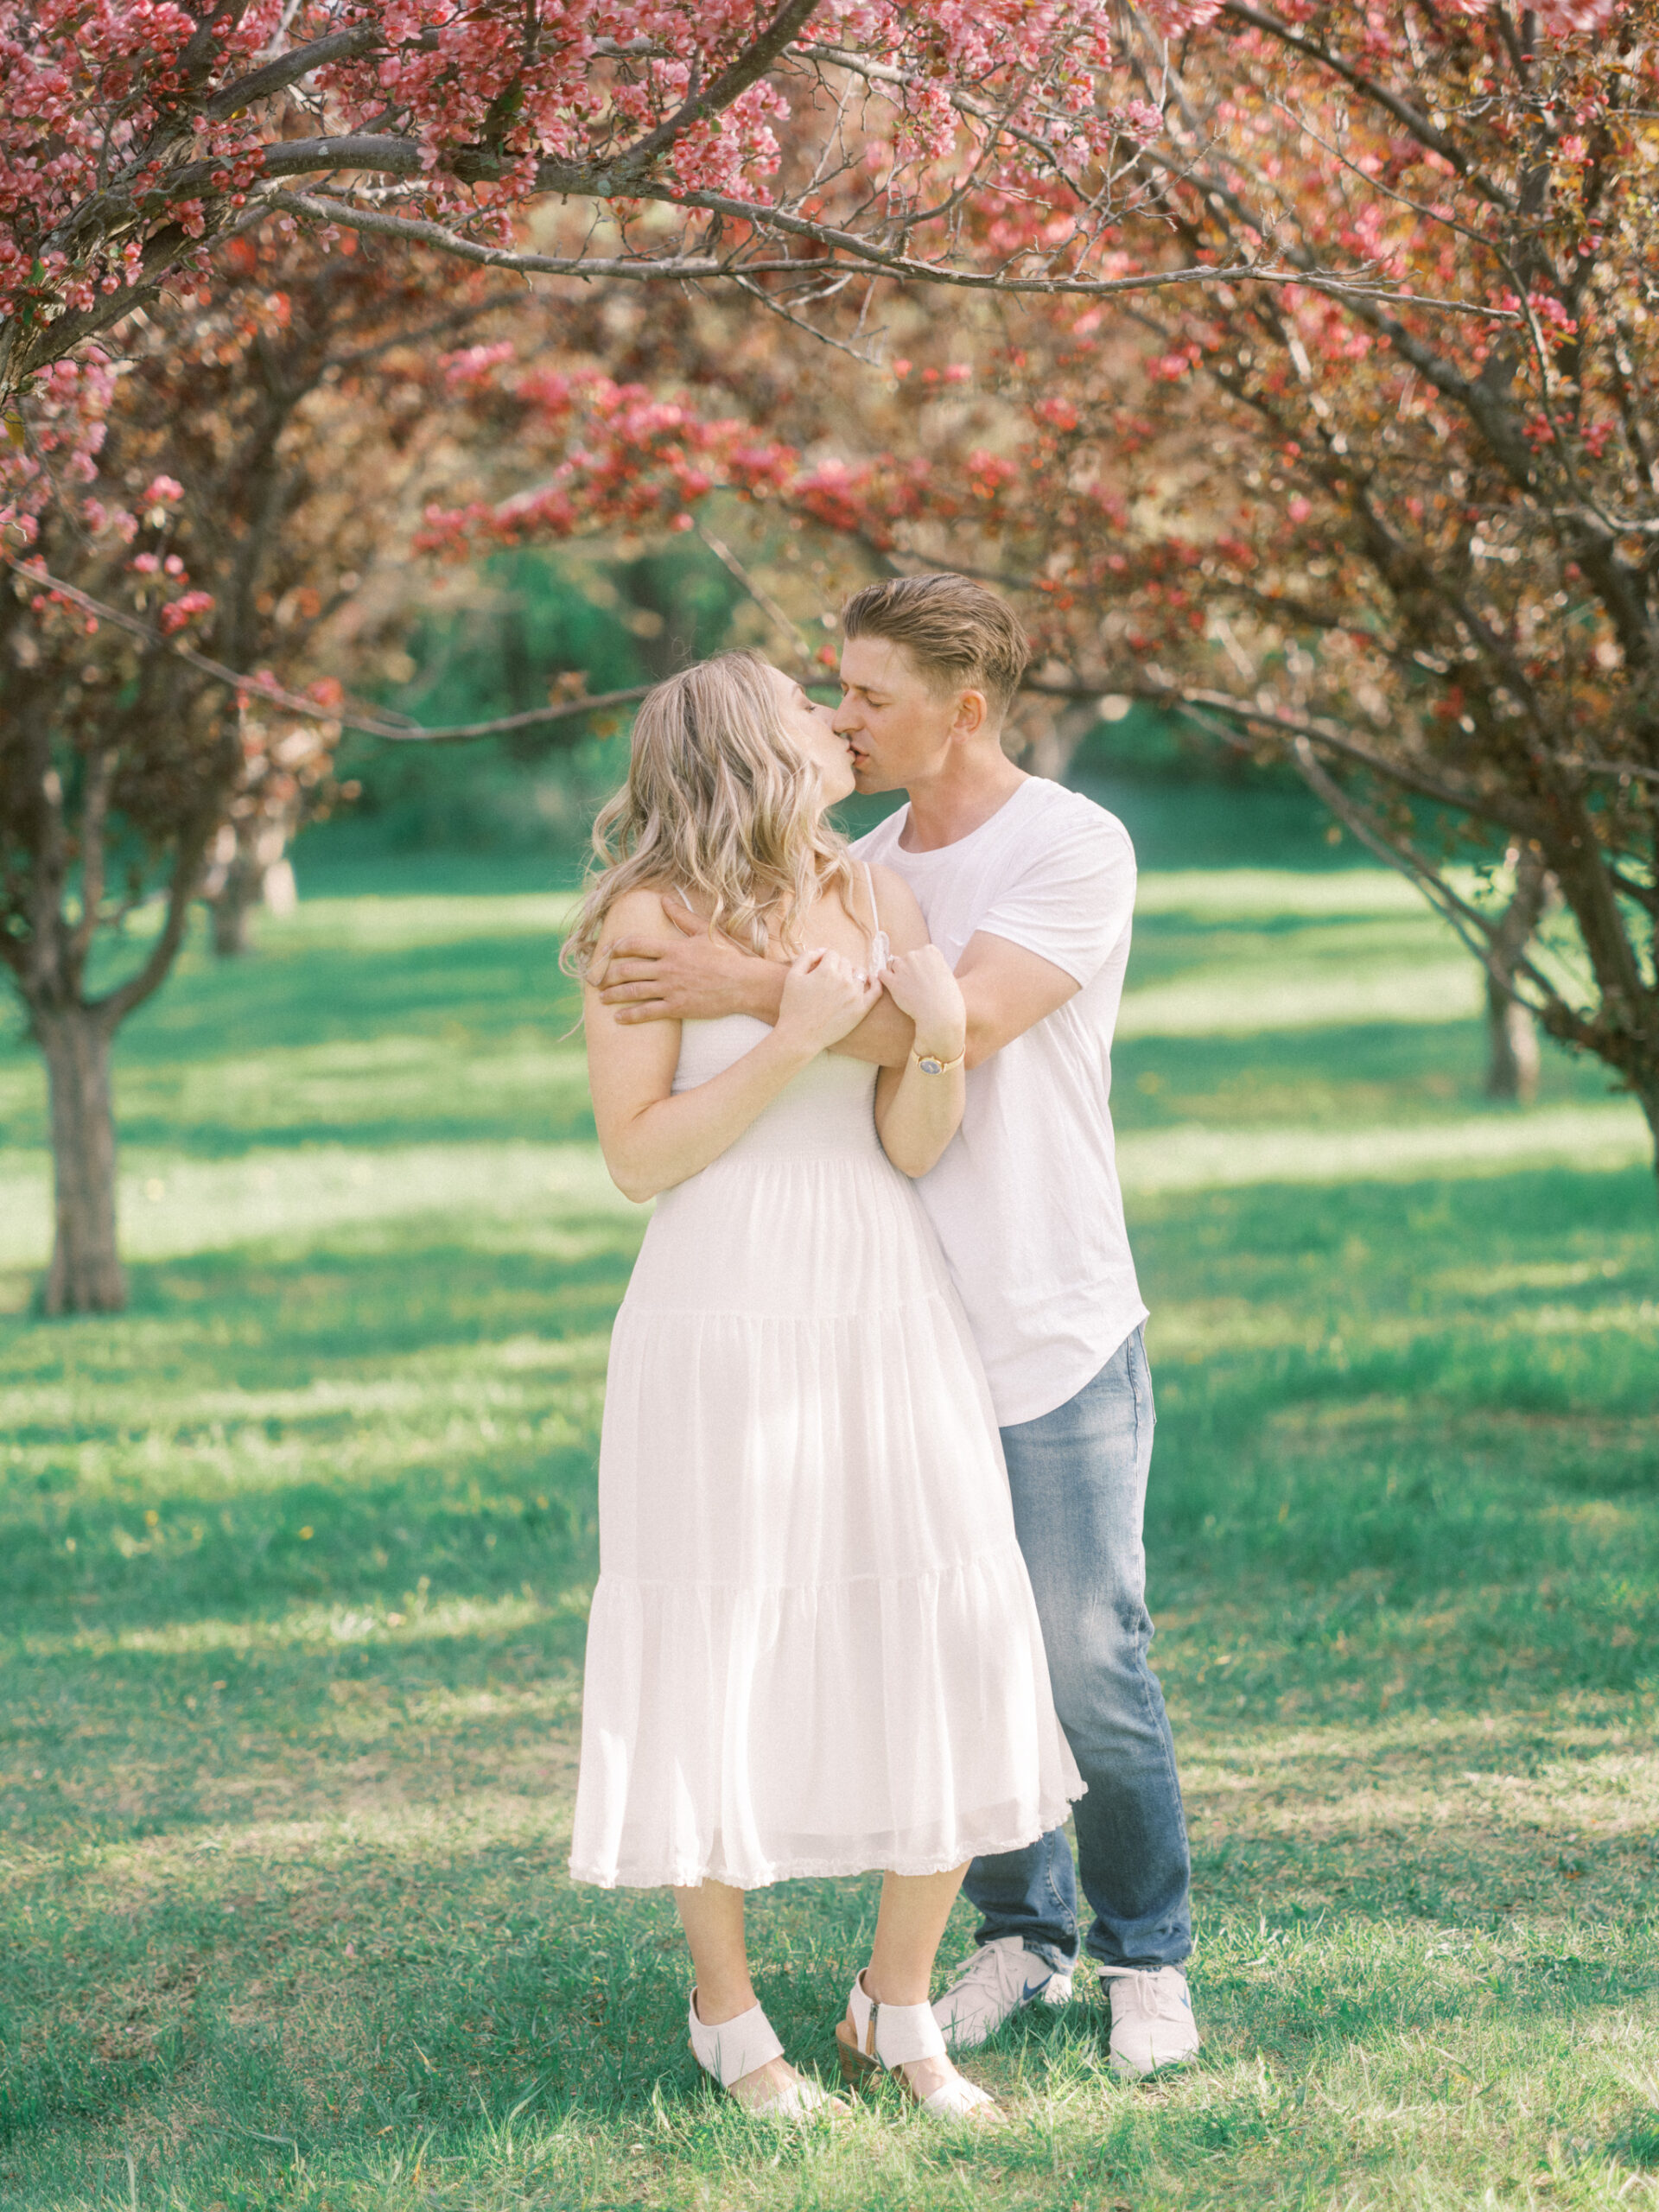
[{"x1": 964, "y1": 1325, "x2": 1192, "y2": 1973}]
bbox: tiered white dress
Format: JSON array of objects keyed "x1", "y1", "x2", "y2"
[{"x1": 570, "y1": 943, "x2": 1082, "y2": 1889}]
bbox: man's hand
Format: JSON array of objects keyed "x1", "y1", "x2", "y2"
[
  {"x1": 881, "y1": 946, "x2": 967, "y2": 1064},
  {"x1": 594, "y1": 895, "x2": 777, "y2": 1025}
]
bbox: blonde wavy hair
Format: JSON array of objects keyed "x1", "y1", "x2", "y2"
[{"x1": 560, "y1": 650, "x2": 855, "y2": 980}]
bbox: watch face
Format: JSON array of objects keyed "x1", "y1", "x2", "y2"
[{"x1": 918, "y1": 1056, "x2": 943, "y2": 1075}]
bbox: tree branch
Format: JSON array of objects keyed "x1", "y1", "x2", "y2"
[
  {"x1": 68, "y1": 747, "x2": 116, "y2": 973},
  {"x1": 3, "y1": 556, "x2": 647, "y2": 743},
  {"x1": 266, "y1": 182, "x2": 1516, "y2": 315},
  {"x1": 1022, "y1": 673, "x2": 1542, "y2": 830},
  {"x1": 1215, "y1": 1, "x2": 1510, "y2": 206},
  {"x1": 1287, "y1": 734, "x2": 1599, "y2": 1047},
  {"x1": 691, "y1": 518, "x2": 815, "y2": 664},
  {"x1": 201, "y1": 22, "x2": 387, "y2": 119},
  {"x1": 604, "y1": 0, "x2": 823, "y2": 188},
  {"x1": 96, "y1": 796, "x2": 224, "y2": 1027},
  {"x1": 262, "y1": 194, "x2": 728, "y2": 282}
]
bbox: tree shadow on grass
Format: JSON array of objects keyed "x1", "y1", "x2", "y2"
[
  {"x1": 0, "y1": 1796, "x2": 885, "y2": 2151},
  {"x1": 117, "y1": 932, "x2": 582, "y2": 1068},
  {"x1": 1179, "y1": 1709, "x2": 1659, "y2": 1917},
  {"x1": 1135, "y1": 1158, "x2": 1656, "y2": 1276},
  {"x1": 1114, "y1": 1016, "x2": 1619, "y2": 1133},
  {"x1": 2, "y1": 1463, "x2": 602, "y2": 1625},
  {"x1": 3, "y1": 1224, "x2": 638, "y2": 1384},
  {"x1": 4, "y1": 1798, "x2": 1654, "y2": 2179},
  {"x1": 144, "y1": 1224, "x2": 638, "y2": 1362},
  {"x1": 4, "y1": 1580, "x2": 1655, "y2": 2202}
]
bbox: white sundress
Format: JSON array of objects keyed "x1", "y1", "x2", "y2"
[{"x1": 569, "y1": 872, "x2": 1082, "y2": 1889}]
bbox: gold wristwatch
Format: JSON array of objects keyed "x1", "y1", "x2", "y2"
[{"x1": 912, "y1": 1044, "x2": 966, "y2": 1076}]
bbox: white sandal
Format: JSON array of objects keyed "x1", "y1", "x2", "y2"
[
  {"x1": 835, "y1": 1970, "x2": 1001, "y2": 2122},
  {"x1": 688, "y1": 1988, "x2": 845, "y2": 2120}
]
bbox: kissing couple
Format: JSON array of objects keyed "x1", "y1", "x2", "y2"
[{"x1": 564, "y1": 573, "x2": 1199, "y2": 2121}]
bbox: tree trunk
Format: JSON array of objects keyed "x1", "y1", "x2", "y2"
[
  {"x1": 1014, "y1": 688, "x2": 1098, "y2": 780},
  {"x1": 1484, "y1": 850, "x2": 1554, "y2": 1103},
  {"x1": 207, "y1": 828, "x2": 299, "y2": 957},
  {"x1": 1485, "y1": 978, "x2": 1541, "y2": 1103},
  {"x1": 1641, "y1": 1078, "x2": 1659, "y2": 1204},
  {"x1": 36, "y1": 1006, "x2": 125, "y2": 1315},
  {"x1": 210, "y1": 864, "x2": 257, "y2": 956}
]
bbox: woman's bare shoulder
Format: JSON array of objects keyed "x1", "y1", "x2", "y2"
[{"x1": 596, "y1": 882, "x2": 692, "y2": 946}]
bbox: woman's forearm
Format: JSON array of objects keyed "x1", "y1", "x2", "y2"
[
  {"x1": 603, "y1": 1031, "x2": 817, "y2": 1201},
  {"x1": 734, "y1": 955, "x2": 913, "y2": 1068},
  {"x1": 875, "y1": 1059, "x2": 965, "y2": 1179}
]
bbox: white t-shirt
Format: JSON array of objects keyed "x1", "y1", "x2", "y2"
[{"x1": 855, "y1": 778, "x2": 1147, "y2": 1427}]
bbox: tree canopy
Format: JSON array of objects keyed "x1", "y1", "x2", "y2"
[
  {"x1": 2, "y1": 0, "x2": 1624, "y2": 416},
  {"x1": 420, "y1": 2, "x2": 1659, "y2": 1172}
]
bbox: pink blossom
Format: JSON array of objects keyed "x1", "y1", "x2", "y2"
[
  {"x1": 0, "y1": 0, "x2": 1614, "y2": 427},
  {"x1": 442, "y1": 342, "x2": 518, "y2": 390},
  {"x1": 158, "y1": 589, "x2": 213, "y2": 635}
]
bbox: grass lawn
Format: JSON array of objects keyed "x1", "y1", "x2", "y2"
[{"x1": 1, "y1": 850, "x2": 1656, "y2": 2211}]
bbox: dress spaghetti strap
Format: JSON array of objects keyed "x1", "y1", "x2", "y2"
[{"x1": 858, "y1": 860, "x2": 892, "y2": 975}]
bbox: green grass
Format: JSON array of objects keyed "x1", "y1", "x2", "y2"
[{"x1": 2, "y1": 860, "x2": 1657, "y2": 2212}]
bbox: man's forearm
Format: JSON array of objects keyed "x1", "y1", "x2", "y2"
[
  {"x1": 733, "y1": 957, "x2": 788, "y2": 1024},
  {"x1": 735, "y1": 955, "x2": 912, "y2": 1067},
  {"x1": 831, "y1": 992, "x2": 913, "y2": 1067}
]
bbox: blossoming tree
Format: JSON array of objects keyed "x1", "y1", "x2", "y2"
[
  {"x1": 7, "y1": 0, "x2": 1650, "y2": 1313},
  {"x1": 821, "y1": 4, "x2": 1659, "y2": 1165},
  {"x1": 0, "y1": 238, "x2": 504, "y2": 1313},
  {"x1": 7, "y1": 0, "x2": 1582, "y2": 419},
  {"x1": 421, "y1": 2, "x2": 1659, "y2": 1179},
  {"x1": 0, "y1": 0, "x2": 1192, "y2": 404}
]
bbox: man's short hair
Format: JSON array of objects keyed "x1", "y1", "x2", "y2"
[{"x1": 841, "y1": 572, "x2": 1030, "y2": 717}]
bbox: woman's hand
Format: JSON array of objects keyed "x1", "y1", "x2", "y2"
[
  {"x1": 775, "y1": 947, "x2": 882, "y2": 1056},
  {"x1": 881, "y1": 946, "x2": 966, "y2": 1064}
]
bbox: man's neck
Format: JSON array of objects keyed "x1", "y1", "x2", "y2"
[{"x1": 899, "y1": 747, "x2": 1027, "y2": 853}]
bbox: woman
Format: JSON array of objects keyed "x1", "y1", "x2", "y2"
[{"x1": 565, "y1": 651, "x2": 1080, "y2": 2122}]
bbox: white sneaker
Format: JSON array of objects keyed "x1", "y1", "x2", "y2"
[
  {"x1": 1101, "y1": 1966, "x2": 1201, "y2": 2076},
  {"x1": 931, "y1": 1936, "x2": 1075, "y2": 2052}
]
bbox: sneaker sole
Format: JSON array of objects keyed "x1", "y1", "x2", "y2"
[{"x1": 1108, "y1": 2045, "x2": 1200, "y2": 2079}]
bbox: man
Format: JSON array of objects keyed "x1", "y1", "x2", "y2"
[{"x1": 594, "y1": 573, "x2": 1199, "y2": 2076}]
